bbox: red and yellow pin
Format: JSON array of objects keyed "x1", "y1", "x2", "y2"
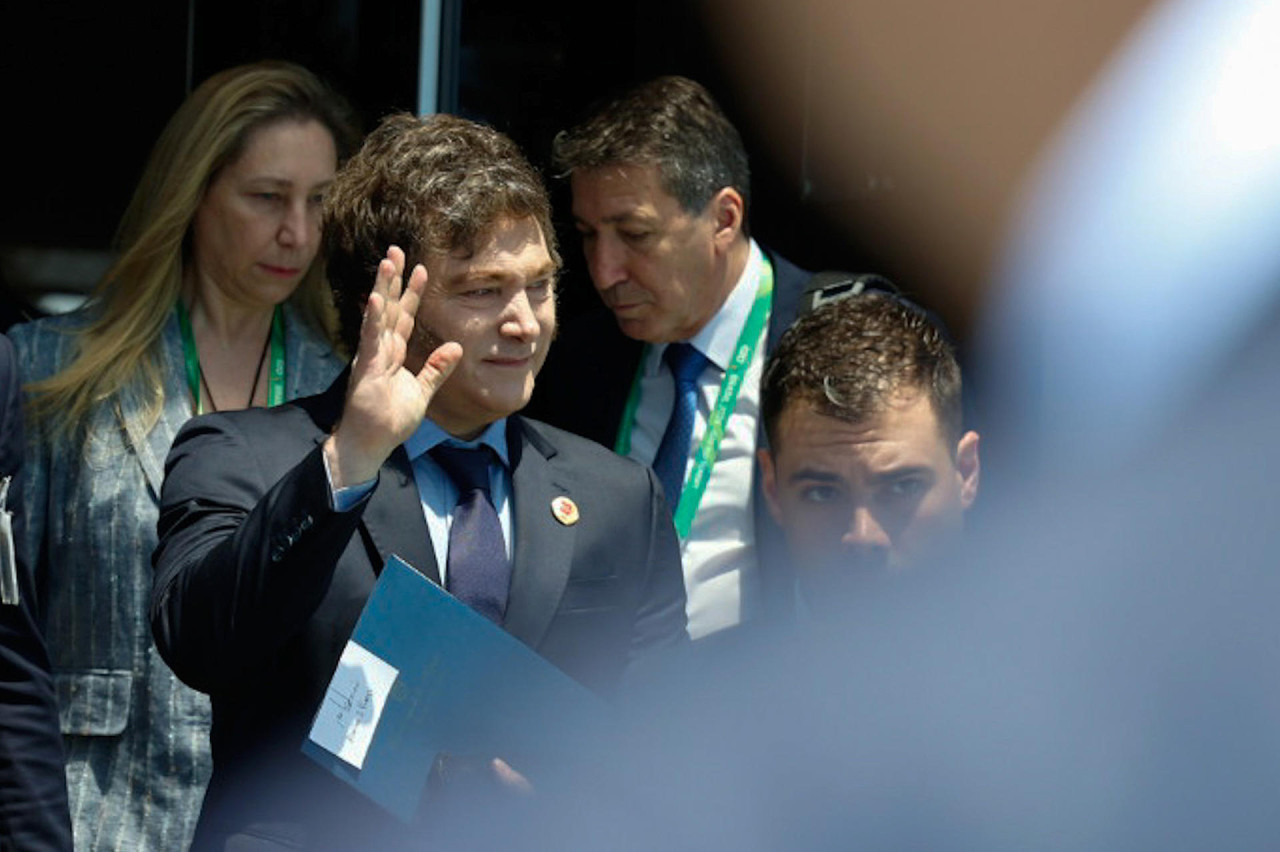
[{"x1": 550, "y1": 496, "x2": 579, "y2": 526}]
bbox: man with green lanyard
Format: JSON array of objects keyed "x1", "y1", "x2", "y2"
[{"x1": 529, "y1": 76, "x2": 820, "y2": 638}]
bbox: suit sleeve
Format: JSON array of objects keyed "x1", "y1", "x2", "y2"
[
  {"x1": 627, "y1": 465, "x2": 690, "y2": 661},
  {"x1": 0, "y1": 334, "x2": 73, "y2": 852},
  {"x1": 150, "y1": 413, "x2": 367, "y2": 695}
]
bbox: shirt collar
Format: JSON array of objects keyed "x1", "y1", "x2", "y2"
[
  {"x1": 648, "y1": 238, "x2": 764, "y2": 374},
  {"x1": 403, "y1": 416, "x2": 511, "y2": 468}
]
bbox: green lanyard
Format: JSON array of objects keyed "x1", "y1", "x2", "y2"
[
  {"x1": 615, "y1": 257, "x2": 774, "y2": 539},
  {"x1": 176, "y1": 302, "x2": 286, "y2": 415},
  {"x1": 265, "y1": 306, "x2": 286, "y2": 407}
]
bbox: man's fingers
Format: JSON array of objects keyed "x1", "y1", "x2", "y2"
[
  {"x1": 385, "y1": 246, "x2": 406, "y2": 300},
  {"x1": 392, "y1": 265, "x2": 427, "y2": 342},
  {"x1": 371, "y1": 246, "x2": 406, "y2": 304},
  {"x1": 399, "y1": 263, "x2": 427, "y2": 320},
  {"x1": 371, "y1": 257, "x2": 392, "y2": 301},
  {"x1": 386, "y1": 245, "x2": 405, "y2": 269},
  {"x1": 416, "y1": 341, "x2": 462, "y2": 399},
  {"x1": 355, "y1": 291, "x2": 387, "y2": 366}
]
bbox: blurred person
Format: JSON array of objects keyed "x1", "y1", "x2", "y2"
[
  {"x1": 979, "y1": 0, "x2": 1280, "y2": 476},
  {"x1": 514, "y1": 3, "x2": 1280, "y2": 850},
  {"x1": 529, "y1": 75, "x2": 819, "y2": 638},
  {"x1": 9, "y1": 61, "x2": 356, "y2": 851},
  {"x1": 0, "y1": 334, "x2": 72, "y2": 851},
  {"x1": 150, "y1": 113, "x2": 687, "y2": 851},
  {"x1": 758, "y1": 291, "x2": 979, "y2": 618}
]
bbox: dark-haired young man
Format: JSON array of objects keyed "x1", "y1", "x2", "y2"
[
  {"x1": 758, "y1": 291, "x2": 980, "y2": 617},
  {"x1": 529, "y1": 76, "x2": 815, "y2": 639},
  {"x1": 151, "y1": 113, "x2": 687, "y2": 851}
]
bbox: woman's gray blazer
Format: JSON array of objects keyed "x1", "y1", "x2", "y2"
[{"x1": 9, "y1": 304, "x2": 343, "y2": 852}]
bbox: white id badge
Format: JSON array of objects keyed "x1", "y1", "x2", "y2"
[{"x1": 0, "y1": 476, "x2": 17, "y2": 606}]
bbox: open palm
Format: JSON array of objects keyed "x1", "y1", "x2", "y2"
[{"x1": 325, "y1": 246, "x2": 460, "y2": 487}]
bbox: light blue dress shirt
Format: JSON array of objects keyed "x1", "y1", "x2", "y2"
[{"x1": 329, "y1": 418, "x2": 513, "y2": 581}]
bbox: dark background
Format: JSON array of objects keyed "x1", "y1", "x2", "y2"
[{"x1": 0, "y1": 0, "x2": 889, "y2": 331}]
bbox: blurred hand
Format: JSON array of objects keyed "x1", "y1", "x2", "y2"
[
  {"x1": 324, "y1": 246, "x2": 461, "y2": 487},
  {"x1": 426, "y1": 754, "x2": 534, "y2": 798},
  {"x1": 491, "y1": 757, "x2": 533, "y2": 796}
]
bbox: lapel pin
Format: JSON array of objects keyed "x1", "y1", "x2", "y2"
[{"x1": 551, "y1": 496, "x2": 579, "y2": 526}]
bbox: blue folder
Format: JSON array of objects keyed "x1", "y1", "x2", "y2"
[{"x1": 301, "y1": 554, "x2": 607, "y2": 821}]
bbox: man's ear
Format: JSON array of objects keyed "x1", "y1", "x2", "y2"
[
  {"x1": 710, "y1": 187, "x2": 745, "y2": 252},
  {"x1": 758, "y1": 447, "x2": 784, "y2": 524},
  {"x1": 955, "y1": 430, "x2": 981, "y2": 509}
]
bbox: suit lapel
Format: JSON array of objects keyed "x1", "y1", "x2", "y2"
[
  {"x1": 302, "y1": 373, "x2": 441, "y2": 584},
  {"x1": 503, "y1": 418, "x2": 575, "y2": 649},
  {"x1": 282, "y1": 303, "x2": 345, "y2": 397},
  {"x1": 763, "y1": 248, "x2": 805, "y2": 356},
  {"x1": 118, "y1": 324, "x2": 191, "y2": 500},
  {"x1": 118, "y1": 394, "x2": 182, "y2": 501},
  {"x1": 356, "y1": 444, "x2": 441, "y2": 585}
]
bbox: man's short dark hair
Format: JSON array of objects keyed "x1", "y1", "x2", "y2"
[
  {"x1": 761, "y1": 292, "x2": 964, "y2": 450},
  {"x1": 552, "y1": 76, "x2": 751, "y2": 221},
  {"x1": 324, "y1": 113, "x2": 559, "y2": 353}
]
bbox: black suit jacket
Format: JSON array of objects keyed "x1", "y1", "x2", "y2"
[
  {"x1": 151, "y1": 374, "x2": 688, "y2": 851},
  {"x1": 525, "y1": 248, "x2": 809, "y2": 619},
  {"x1": 0, "y1": 334, "x2": 72, "y2": 852}
]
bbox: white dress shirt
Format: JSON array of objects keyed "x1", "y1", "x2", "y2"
[{"x1": 628, "y1": 239, "x2": 768, "y2": 639}]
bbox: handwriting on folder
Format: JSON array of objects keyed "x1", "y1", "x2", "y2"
[{"x1": 309, "y1": 640, "x2": 399, "y2": 769}]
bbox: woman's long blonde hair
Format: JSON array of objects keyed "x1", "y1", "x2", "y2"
[{"x1": 26, "y1": 60, "x2": 358, "y2": 442}]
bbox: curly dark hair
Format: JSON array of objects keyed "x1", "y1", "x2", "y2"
[
  {"x1": 552, "y1": 76, "x2": 751, "y2": 224},
  {"x1": 323, "y1": 112, "x2": 559, "y2": 353},
  {"x1": 761, "y1": 292, "x2": 963, "y2": 450}
]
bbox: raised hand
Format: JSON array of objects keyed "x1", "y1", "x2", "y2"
[{"x1": 324, "y1": 246, "x2": 461, "y2": 488}]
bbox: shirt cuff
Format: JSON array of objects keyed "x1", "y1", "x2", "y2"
[{"x1": 322, "y1": 447, "x2": 377, "y2": 512}]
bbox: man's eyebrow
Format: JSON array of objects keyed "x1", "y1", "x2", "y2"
[
  {"x1": 458, "y1": 261, "x2": 560, "y2": 283},
  {"x1": 870, "y1": 465, "x2": 934, "y2": 485},
  {"x1": 787, "y1": 468, "x2": 843, "y2": 486},
  {"x1": 574, "y1": 211, "x2": 652, "y2": 226}
]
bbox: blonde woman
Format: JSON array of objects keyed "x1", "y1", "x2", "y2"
[{"x1": 7, "y1": 61, "x2": 356, "y2": 851}]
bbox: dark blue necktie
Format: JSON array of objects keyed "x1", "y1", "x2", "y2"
[
  {"x1": 652, "y1": 342, "x2": 710, "y2": 511},
  {"x1": 429, "y1": 445, "x2": 510, "y2": 625}
]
